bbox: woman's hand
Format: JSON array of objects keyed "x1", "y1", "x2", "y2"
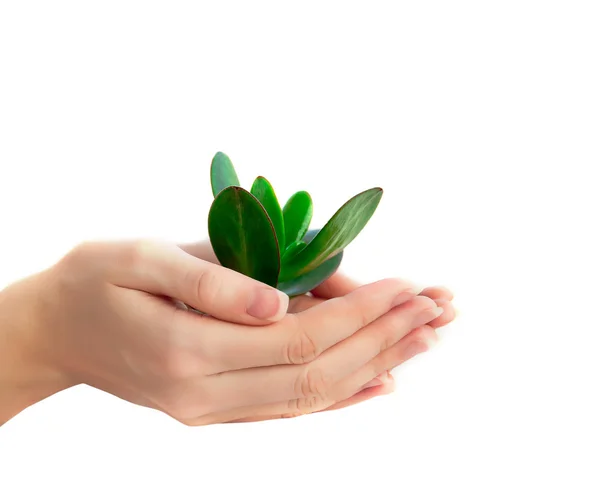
[
  {"x1": 291, "y1": 275, "x2": 455, "y2": 415},
  {"x1": 179, "y1": 241, "x2": 456, "y2": 421},
  {"x1": 0, "y1": 239, "x2": 444, "y2": 426},
  {"x1": 0, "y1": 239, "x2": 289, "y2": 425}
]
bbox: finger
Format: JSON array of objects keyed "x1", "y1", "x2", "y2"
[
  {"x1": 287, "y1": 294, "x2": 322, "y2": 313},
  {"x1": 313, "y1": 276, "x2": 454, "y2": 303},
  {"x1": 184, "y1": 326, "x2": 435, "y2": 425},
  {"x1": 178, "y1": 241, "x2": 219, "y2": 264},
  {"x1": 290, "y1": 293, "x2": 455, "y2": 330},
  {"x1": 105, "y1": 240, "x2": 289, "y2": 324},
  {"x1": 328, "y1": 325, "x2": 439, "y2": 404},
  {"x1": 177, "y1": 240, "x2": 333, "y2": 319},
  {"x1": 310, "y1": 272, "x2": 362, "y2": 299},
  {"x1": 429, "y1": 298, "x2": 456, "y2": 328},
  {"x1": 319, "y1": 373, "x2": 395, "y2": 413},
  {"x1": 294, "y1": 324, "x2": 438, "y2": 411},
  {"x1": 229, "y1": 375, "x2": 396, "y2": 423},
  {"x1": 188, "y1": 278, "x2": 419, "y2": 374},
  {"x1": 189, "y1": 317, "x2": 444, "y2": 426},
  {"x1": 360, "y1": 371, "x2": 393, "y2": 391},
  {"x1": 174, "y1": 381, "x2": 392, "y2": 425},
  {"x1": 420, "y1": 286, "x2": 454, "y2": 301},
  {"x1": 202, "y1": 296, "x2": 442, "y2": 412},
  {"x1": 220, "y1": 372, "x2": 396, "y2": 423},
  {"x1": 178, "y1": 322, "x2": 439, "y2": 427},
  {"x1": 236, "y1": 322, "x2": 442, "y2": 422}
]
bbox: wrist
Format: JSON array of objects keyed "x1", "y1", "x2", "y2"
[{"x1": 0, "y1": 272, "x2": 73, "y2": 425}]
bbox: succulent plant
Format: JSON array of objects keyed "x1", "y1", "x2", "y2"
[{"x1": 208, "y1": 152, "x2": 383, "y2": 297}]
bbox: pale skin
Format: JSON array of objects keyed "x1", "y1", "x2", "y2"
[{"x1": 0, "y1": 239, "x2": 455, "y2": 426}]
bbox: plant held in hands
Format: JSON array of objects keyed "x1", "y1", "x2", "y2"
[{"x1": 208, "y1": 152, "x2": 383, "y2": 297}]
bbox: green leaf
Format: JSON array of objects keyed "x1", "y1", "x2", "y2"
[
  {"x1": 282, "y1": 191, "x2": 313, "y2": 247},
  {"x1": 250, "y1": 176, "x2": 285, "y2": 249},
  {"x1": 279, "y1": 188, "x2": 382, "y2": 282},
  {"x1": 208, "y1": 186, "x2": 280, "y2": 287},
  {"x1": 277, "y1": 229, "x2": 343, "y2": 297},
  {"x1": 210, "y1": 152, "x2": 240, "y2": 197},
  {"x1": 280, "y1": 240, "x2": 307, "y2": 279},
  {"x1": 282, "y1": 240, "x2": 307, "y2": 261}
]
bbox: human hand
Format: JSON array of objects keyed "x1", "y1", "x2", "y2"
[
  {"x1": 179, "y1": 241, "x2": 456, "y2": 421},
  {"x1": 1, "y1": 240, "x2": 444, "y2": 426},
  {"x1": 289, "y1": 274, "x2": 455, "y2": 414},
  {"x1": 0, "y1": 239, "x2": 289, "y2": 425}
]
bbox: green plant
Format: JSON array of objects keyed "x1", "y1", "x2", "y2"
[{"x1": 208, "y1": 152, "x2": 383, "y2": 297}]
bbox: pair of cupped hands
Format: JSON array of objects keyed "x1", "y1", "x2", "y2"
[{"x1": 1, "y1": 239, "x2": 455, "y2": 426}]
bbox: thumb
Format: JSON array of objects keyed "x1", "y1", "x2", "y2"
[
  {"x1": 108, "y1": 240, "x2": 289, "y2": 325},
  {"x1": 178, "y1": 240, "x2": 218, "y2": 264}
]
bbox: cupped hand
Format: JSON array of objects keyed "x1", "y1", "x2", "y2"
[
  {"x1": 8, "y1": 240, "x2": 446, "y2": 426},
  {"x1": 179, "y1": 241, "x2": 456, "y2": 422},
  {"x1": 0, "y1": 238, "x2": 289, "y2": 424},
  {"x1": 291, "y1": 275, "x2": 455, "y2": 415}
]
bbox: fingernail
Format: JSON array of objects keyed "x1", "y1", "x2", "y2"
[
  {"x1": 419, "y1": 306, "x2": 444, "y2": 323},
  {"x1": 380, "y1": 371, "x2": 393, "y2": 383},
  {"x1": 363, "y1": 371, "x2": 393, "y2": 389},
  {"x1": 247, "y1": 288, "x2": 289, "y2": 320},
  {"x1": 363, "y1": 379, "x2": 383, "y2": 390},
  {"x1": 431, "y1": 306, "x2": 444, "y2": 318},
  {"x1": 392, "y1": 285, "x2": 421, "y2": 307}
]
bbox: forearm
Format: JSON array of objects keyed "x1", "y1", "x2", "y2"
[{"x1": 0, "y1": 274, "x2": 71, "y2": 425}]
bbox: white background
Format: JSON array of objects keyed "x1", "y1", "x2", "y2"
[{"x1": 1, "y1": 1, "x2": 599, "y2": 501}]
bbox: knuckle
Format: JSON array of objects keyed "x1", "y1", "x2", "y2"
[
  {"x1": 286, "y1": 394, "x2": 325, "y2": 417},
  {"x1": 188, "y1": 268, "x2": 222, "y2": 309},
  {"x1": 285, "y1": 315, "x2": 319, "y2": 365},
  {"x1": 127, "y1": 239, "x2": 159, "y2": 269},
  {"x1": 295, "y1": 365, "x2": 331, "y2": 401},
  {"x1": 55, "y1": 241, "x2": 104, "y2": 292}
]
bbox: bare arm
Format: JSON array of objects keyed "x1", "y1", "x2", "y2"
[{"x1": 0, "y1": 273, "x2": 72, "y2": 425}]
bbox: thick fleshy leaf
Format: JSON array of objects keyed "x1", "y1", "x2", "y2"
[
  {"x1": 280, "y1": 240, "x2": 307, "y2": 279},
  {"x1": 282, "y1": 191, "x2": 313, "y2": 247},
  {"x1": 282, "y1": 240, "x2": 307, "y2": 261},
  {"x1": 251, "y1": 176, "x2": 285, "y2": 248},
  {"x1": 210, "y1": 152, "x2": 240, "y2": 197},
  {"x1": 277, "y1": 229, "x2": 343, "y2": 297},
  {"x1": 279, "y1": 188, "x2": 382, "y2": 282},
  {"x1": 208, "y1": 186, "x2": 280, "y2": 287}
]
